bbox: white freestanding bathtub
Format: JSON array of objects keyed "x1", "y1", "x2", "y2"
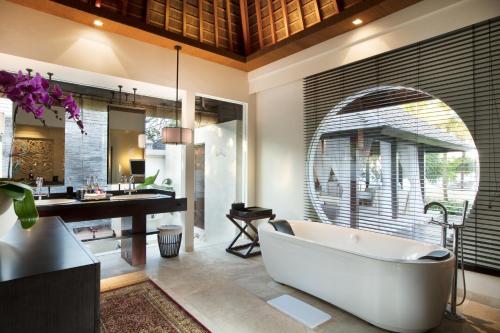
[{"x1": 259, "y1": 221, "x2": 454, "y2": 333}]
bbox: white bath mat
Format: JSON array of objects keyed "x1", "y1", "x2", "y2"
[{"x1": 267, "y1": 294, "x2": 332, "y2": 329}]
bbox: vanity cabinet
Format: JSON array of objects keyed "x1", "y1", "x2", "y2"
[{"x1": 0, "y1": 216, "x2": 100, "y2": 333}]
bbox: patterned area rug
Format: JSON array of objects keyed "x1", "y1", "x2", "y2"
[{"x1": 101, "y1": 280, "x2": 210, "y2": 333}]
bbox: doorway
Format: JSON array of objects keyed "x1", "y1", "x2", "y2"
[{"x1": 193, "y1": 96, "x2": 245, "y2": 245}]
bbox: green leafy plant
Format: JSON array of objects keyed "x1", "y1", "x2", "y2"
[
  {"x1": 0, "y1": 181, "x2": 38, "y2": 229},
  {"x1": 136, "y1": 169, "x2": 160, "y2": 190},
  {"x1": 425, "y1": 153, "x2": 475, "y2": 183},
  {"x1": 136, "y1": 170, "x2": 174, "y2": 191}
]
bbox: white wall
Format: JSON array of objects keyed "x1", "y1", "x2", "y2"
[{"x1": 255, "y1": 80, "x2": 304, "y2": 219}]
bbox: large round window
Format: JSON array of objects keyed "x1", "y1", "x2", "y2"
[{"x1": 307, "y1": 86, "x2": 479, "y2": 243}]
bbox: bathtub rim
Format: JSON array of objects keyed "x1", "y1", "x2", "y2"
[{"x1": 259, "y1": 221, "x2": 455, "y2": 266}]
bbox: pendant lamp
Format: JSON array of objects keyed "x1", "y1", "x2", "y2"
[{"x1": 162, "y1": 45, "x2": 192, "y2": 144}]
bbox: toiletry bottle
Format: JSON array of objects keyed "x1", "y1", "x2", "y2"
[{"x1": 66, "y1": 177, "x2": 74, "y2": 198}]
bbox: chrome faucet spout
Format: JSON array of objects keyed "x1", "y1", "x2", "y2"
[
  {"x1": 424, "y1": 201, "x2": 448, "y2": 224},
  {"x1": 126, "y1": 176, "x2": 136, "y2": 195},
  {"x1": 424, "y1": 201, "x2": 449, "y2": 248}
]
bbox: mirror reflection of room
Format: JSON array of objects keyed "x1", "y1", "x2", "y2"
[
  {"x1": 13, "y1": 104, "x2": 65, "y2": 186},
  {"x1": 107, "y1": 105, "x2": 145, "y2": 184}
]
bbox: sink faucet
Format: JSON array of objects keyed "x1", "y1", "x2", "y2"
[
  {"x1": 34, "y1": 177, "x2": 49, "y2": 200},
  {"x1": 126, "y1": 175, "x2": 136, "y2": 195},
  {"x1": 424, "y1": 201, "x2": 448, "y2": 248}
]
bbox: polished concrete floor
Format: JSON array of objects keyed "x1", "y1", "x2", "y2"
[{"x1": 98, "y1": 243, "x2": 500, "y2": 333}]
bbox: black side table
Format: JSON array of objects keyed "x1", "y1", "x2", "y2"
[{"x1": 225, "y1": 212, "x2": 276, "y2": 258}]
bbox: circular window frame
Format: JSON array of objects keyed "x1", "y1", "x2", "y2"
[{"x1": 306, "y1": 85, "x2": 479, "y2": 224}]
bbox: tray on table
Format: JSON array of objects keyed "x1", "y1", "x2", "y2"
[
  {"x1": 229, "y1": 206, "x2": 273, "y2": 218},
  {"x1": 76, "y1": 193, "x2": 113, "y2": 202}
]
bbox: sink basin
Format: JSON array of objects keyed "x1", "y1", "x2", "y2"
[
  {"x1": 110, "y1": 193, "x2": 162, "y2": 201},
  {"x1": 35, "y1": 198, "x2": 77, "y2": 206}
]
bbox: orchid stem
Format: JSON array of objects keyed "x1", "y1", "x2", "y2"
[{"x1": 7, "y1": 106, "x2": 18, "y2": 179}]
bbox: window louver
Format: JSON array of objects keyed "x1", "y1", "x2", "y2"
[{"x1": 304, "y1": 18, "x2": 500, "y2": 274}]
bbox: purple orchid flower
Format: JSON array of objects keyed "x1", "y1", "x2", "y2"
[
  {"x1": 0, "y1": 71, "x2": 15, "y2": 86},
  {"x1": 62, "y1": 94, "x2": 80, "y2": 118},
  {"x1": 51, "y1": 84, "x2": 63, "y2": 98},
  {"x1": 0, "y1": 69, "x2": 85, "y2": 133}
]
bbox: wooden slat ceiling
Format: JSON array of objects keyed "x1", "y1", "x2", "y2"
[
  {"x1": 8, "y1": 0, "x2": 422, "y2": 70},
  {"x1": 93, "y1": 0, "x2": 245, "y2": 53}
]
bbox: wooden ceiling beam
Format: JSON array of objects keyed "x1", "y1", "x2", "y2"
[
  {"x1": 335, "y1": 0, "x2": 344, "y2": 12},
  {"x1": 165, "y1": 0, "x2": 171, "y2": 31},
  {"x1": 225, "y1": 0, "x2": 234, "y2": 51},
  {"x1": 121, "y1": 0, "x2": 127, "y2": 15},
  {"x1": 312, "y1": 0, "x2": 321, "y2": 23},
  {"x1": 182, "y1": 0, "x2": 188, "y2": 36},
  {"x1": 254, "y1": 0, "x2": 264, "y2": 48},
  {"x1": 239, "y1": 0, "x2": 251, "y2": 54},
  {"x1": 213, "y1": 0, "x2": 220, "y2": 47},
  {"x1": 145, "y1": 0, "x2": 152, "y2": 23},
  {"x1": 279, "y1": 0, "x2": 289, "y2": 38},
  {"x1": 267, "y1": 0, "x2": 276, "y2": 44},
  {"x1": 199, "y1": 0, "x2": 204, "y2": 42}
]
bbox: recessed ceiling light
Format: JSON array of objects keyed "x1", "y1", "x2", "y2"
[
  {"x1": 93, "y1": 19, "x2": 104, "y2": 27},
  {"x1": 352, "y1": 18, "x2": 363, "y2": 26}
]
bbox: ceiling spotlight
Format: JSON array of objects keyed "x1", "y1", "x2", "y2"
[
  {"x1": 93, "y1": 19, "x2": 104, "y2": 27},
  {"x1": 352, "y1": 18, "x2": 363, "y2": 26}
]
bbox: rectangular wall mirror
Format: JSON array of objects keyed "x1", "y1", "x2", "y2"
[
  {"x1": 107, "y1": 105, "x2": 146, "y2": 184},
  {"x1": 13, "y1": 105, "x2": 65, "y2": 186},
  {"x1": 1, "y1": 78, "x2": 179, "y2": 190}
]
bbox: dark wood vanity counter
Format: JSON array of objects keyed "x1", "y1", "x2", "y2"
[
  {"x1": 36, "y1": 191, "x2": 187, "y2": 221},
  {"x1": 36, "y1": 189, "x2": 187, "y2": 265},
  {"x1": 0, "y1": 217, "x2": 100, "y2": 333}
]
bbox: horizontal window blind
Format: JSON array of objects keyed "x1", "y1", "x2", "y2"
[{"x1": 304, "y1": 17, "x2": 500, "y2": 274}]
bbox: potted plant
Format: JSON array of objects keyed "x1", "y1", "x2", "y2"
[{"x1": 0, "y1": 69, "x2": 84, "y2": 237}]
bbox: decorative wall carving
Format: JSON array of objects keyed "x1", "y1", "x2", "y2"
[{"x1": 13, "y1": 137, "x2": 54, "y2": 180}]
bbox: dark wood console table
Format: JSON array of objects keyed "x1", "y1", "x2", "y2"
[
  {"x1": 37, "y1": 190, "x2": 187, "y2": 266},
  {"x1": 225, "y1": 212, "x2": 275, "y2": 258},
  {"x1": 0, "y1": 217, "x2": 100, "y2": 333}
]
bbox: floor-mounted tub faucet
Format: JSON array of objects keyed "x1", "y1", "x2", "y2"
[
  {"x1": 424, "y1": 200, "x2": 469, "y2": 322},
  {"x1": 424, "y1": 201, "x2": 448, "y2": 248}
]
